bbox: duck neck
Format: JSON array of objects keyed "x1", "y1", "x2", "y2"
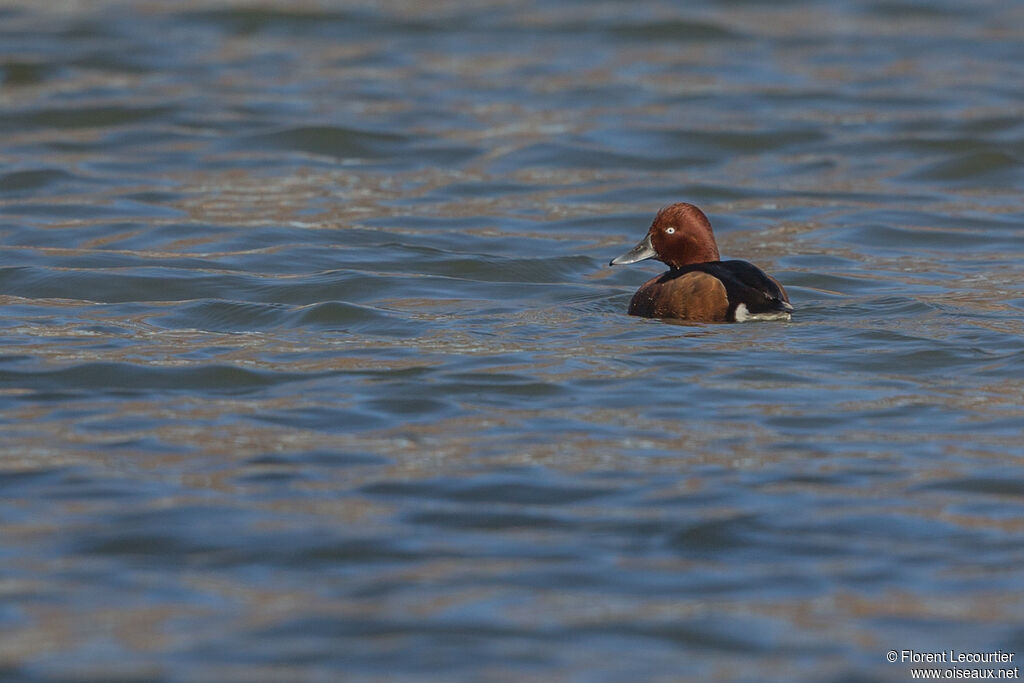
[{"x1": 666, "y1": 237, "x2": 720, "y2": 268}]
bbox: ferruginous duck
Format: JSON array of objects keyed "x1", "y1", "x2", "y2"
[{"x1": 609, "y1": 202, "x2": 792, "y2": 322}]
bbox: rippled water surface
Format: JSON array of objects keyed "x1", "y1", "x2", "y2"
[{"x1": 2, "y1": 1, "x2": 1024, "y2": 680}]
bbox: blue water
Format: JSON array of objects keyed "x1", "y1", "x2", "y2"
[{"x1": 2, "y1": 1, "x2": 1024, "y2": 681}]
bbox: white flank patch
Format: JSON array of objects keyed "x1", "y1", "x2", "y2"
[{"x1": 734, "y1": 303, "x2": 792, "y2": 322}]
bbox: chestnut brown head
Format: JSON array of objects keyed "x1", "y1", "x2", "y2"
[{"x1": 610, "y1": 203, "x2": 721, "y2": 269}]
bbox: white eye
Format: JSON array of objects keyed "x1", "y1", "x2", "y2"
[{"x1": 665, "y1": 227, "x2": 676, "y2": 234}]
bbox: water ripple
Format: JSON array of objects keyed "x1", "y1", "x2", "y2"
[{"x1": 1, "y1": 0, "x2": 1023, "y2": 680}]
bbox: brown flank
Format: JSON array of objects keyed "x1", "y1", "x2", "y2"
[{"x1": 628, "y1": 271, "x2": 730, "y2": 322}]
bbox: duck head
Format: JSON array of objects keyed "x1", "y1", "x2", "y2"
[{"x1": 609, "y1": 202, "x2": 721, "y2": 269}]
